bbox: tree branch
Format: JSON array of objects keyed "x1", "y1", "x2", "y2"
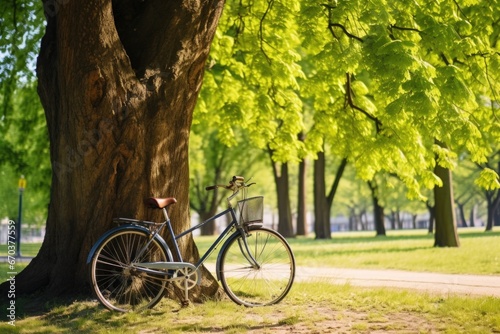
[
  {"x1": 345, "y1": 73, "x2": 382, "y2": 132},
  {"x1": 329, "y1": 23, "x2": 363, "y2": 42},
  {"x1": 326, "y1": 157, "x2": 348, "y2": 207},
  {"x1": 321, "y1": 3, "x2": 363, "y2": 42},
  {"x1": 389, "y1": 24, "x2": 423, "y2": 34},
  {"x1": 258, "y1": 0, "x2": 274, "y2": 64}
]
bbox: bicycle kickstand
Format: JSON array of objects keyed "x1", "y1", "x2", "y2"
[{"x1": 181, "y1": 277, "x2": 190, "y2": 307}]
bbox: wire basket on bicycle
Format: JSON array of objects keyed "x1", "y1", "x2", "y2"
[{"x1": 237, "y1": 196, "x2": 264, "y2": 225}]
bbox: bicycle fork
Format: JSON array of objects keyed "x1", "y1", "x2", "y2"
[{"x1": 237, "y1": 230, "x2": 261, "y2": 270}]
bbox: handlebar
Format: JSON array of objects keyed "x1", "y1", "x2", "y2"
[{"x1": 205, "y1": 176, "x2": 254, "y2": 192}]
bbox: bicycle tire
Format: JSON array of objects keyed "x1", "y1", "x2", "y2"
[
  {"x1": 89, "y1": 228, "x2": 170, "y2": 312},
  {"x1": 218, "y1": 226, "x2": 295, "y2": 306}
]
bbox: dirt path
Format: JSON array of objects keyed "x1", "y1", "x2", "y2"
[
  {"x1": 296, "y1": 266, "x2": 500, "y2": 297},
  {"x1": 239, "y1": 267, "x2": 500, "y2": 333}
]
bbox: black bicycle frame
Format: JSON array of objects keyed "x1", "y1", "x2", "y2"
[{"x1": 167, "y1": 206, "x2": 241, "y2": 268}]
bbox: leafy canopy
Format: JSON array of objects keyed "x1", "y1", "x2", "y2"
[{"x1": 198, "y1": 0, "x2": 500, "y2": 199}]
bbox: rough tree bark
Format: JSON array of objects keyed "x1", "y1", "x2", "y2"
[{"x1": 1, "y1": 0, "x2": 225, "y2": 300}]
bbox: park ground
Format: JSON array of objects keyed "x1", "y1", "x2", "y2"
[{"x1": 1, "y1": 228, "x2": 499, "y2": 333}]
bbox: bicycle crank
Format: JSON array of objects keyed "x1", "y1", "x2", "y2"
[{"x1": 173, "y1": 267, "x2": 200, "y2": 290}]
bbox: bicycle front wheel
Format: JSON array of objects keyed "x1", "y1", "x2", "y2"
[
  {"x1": 89, "y1": 229, "x2": 169, "y2": 312},
  {"x1": 218, "y1": 226, "x2": 295, "y2": 306}
]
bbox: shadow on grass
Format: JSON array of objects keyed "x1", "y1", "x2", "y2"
[
  {"x1": 13, "y1": 293, "x2": 97, "y2": 318},
  {"x1": 0, "y1": 293, "x2": 109, "y2": 334},
  {"x1": 5, "y1": 295, "x2": 293, "y2": 334}
]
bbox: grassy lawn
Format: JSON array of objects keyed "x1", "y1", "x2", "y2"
[
  {"x1": 290, "y1": 228, "x2": 500, "y2": 274},
  {"x1": 1, "y1": 282, "x2": 499, "y2": 333},
  {"x1": 195, "y1": 227, "x2": 500, "y2": 275},
  {"x1": 0, "y1": 243, "x2": 42, "y2": 258},
  {"x1": 1, "y1": 228, "x2": 499, "y2": 333}
]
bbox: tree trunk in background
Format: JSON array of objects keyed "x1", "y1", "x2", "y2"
[
  {"x1": 313, "y1": 152, "x2": 330, "y2": 239},
  {"x1": 433, "y1": 164, "x2": 460, "y2": 247},
  {"x1": 426, "y1": 201, "x2": 435, "y2": 233},
  {"x1": 326, "y1": 157, "x2": 347, "y2": 226},
  {"x1": 368, "y1": 181, "x2": 386, "y2": 236},
  {"x1": 495, "y1": 206, "x2": 500, "y2": 226},
  {"x1": 2, "y1": 0, "x2": 225, "y2": 300},
  {"x1": 389, "y1": 211, "x2": 396, "y2": 230},
  {"x1": 485, "y1": 189, "x2": 500, "y2": 231},
  {"x1": 199, "y1": 210, "x2": 218, "y2": 235},
  {"x1": 469, "y1": 204, "x2": 476, "y2": 227},
  {"x1": 269, "y1": 155, "x2": 294, "y2": 237},
  {"x1": 457, "y1": 202, "x2": 468, "y2": 227},
  {"x1": 296, "y1": 158, "x2": 308, "y2": 235}
]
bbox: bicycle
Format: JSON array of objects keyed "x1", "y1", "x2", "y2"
[{"x1": 87, "y1": 176, "x2": 295, "y2": 312}]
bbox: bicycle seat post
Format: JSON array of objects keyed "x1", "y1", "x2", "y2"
[{"x1": 162, "y1": 208, "x2": 170, "y2": 221}]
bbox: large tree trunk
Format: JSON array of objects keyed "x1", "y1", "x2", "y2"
[
  {"x1": 433, "y1": 164, "x2": 460, "y2": 247},
  {"x1": 2, "y1": 0, "x2": 225, "y2": 300}
]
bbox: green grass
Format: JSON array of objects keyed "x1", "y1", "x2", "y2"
[
  {"x1": 195, "y1": 227, "x2": 500, "y2": 275},
  {"x1": 0, "y1": 243, "x2": 42, "y2": 258},
  {"x1": 1, "y1": 228, "x2": 499, "y2": 281},
  {"x1": 1, "y1": 228, "x2": 499, "y2": 333},
  {"x1": 0, "y1": 243, "x2": 41, "y2": 282},
  {"x1": 1, "y1": 282, "x2": 498, "y2": 333}
]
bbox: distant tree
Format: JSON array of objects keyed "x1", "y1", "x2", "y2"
[
  {"x1": 0, "y1": 2, "x2": 50, "y2": 223},
  {"x1": 367, "y1": 180, "x2": 386, "y2": 236},
  {"x1": 299, "y1": 1, "x2": 500, "y2": 245},
  {"x1": 189, "y1": 126, "x2": 266, "y2": 234},
  {"x1": 434, "y1": 163, "x2": 460, "y2": 247},
  {"x1": 478, "y1": 153, "x2": 500, "y2": 231},
  {"x1": 313, "y1": 150, "x2": 347, "y2": 238},
  {"x1": 269, "y1": 157, "x2": 295, "y2": 237},
  {"x1": 296, "y1": 133, "x2": 308, "y2": 235},
  {"x1": 485, "y1": 186, "x2": 500, "y2": 231},
  {"x1": 189, "y1": 131, "x2": 230, "y2": 235}
]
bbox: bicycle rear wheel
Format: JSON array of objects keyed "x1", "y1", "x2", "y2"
[
  {"x1": 89, "y1": 229, "x2": 169, "y2": 312},
  {"x1": 218, "y1": 226, "x2": 295, "y2": 306}
]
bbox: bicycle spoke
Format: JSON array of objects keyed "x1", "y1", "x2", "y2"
[
  {"x1": 219, "y1": 227, "x2": 295, "y2": 306},
  {"x1": 89, "y1": 229, "x2": 169, "y2": 312}
]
